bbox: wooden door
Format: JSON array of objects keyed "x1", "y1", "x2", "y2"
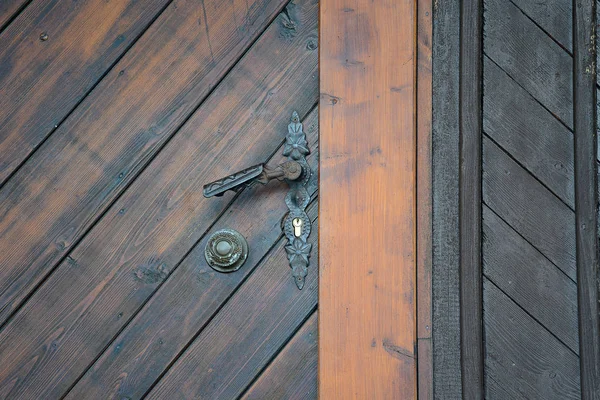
[{"x1": 0, "y1": 0, "x2": 319, "y2": 398}]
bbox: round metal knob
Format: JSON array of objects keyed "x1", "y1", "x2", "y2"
[{"x1": 205, "y1": 229, "x2": 248, "y2": 273}]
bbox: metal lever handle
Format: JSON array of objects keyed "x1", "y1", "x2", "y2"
[
  {"x1": 202, "y1": 160, "x2": 303, "y2": 198},
  {"x1": 202, "y1": 111, "x2": 313, "y2": 289}
]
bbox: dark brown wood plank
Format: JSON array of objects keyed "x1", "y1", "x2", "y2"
[
  {"x1": 319, "y1": 0, "x2": 417, "y2": 398},
  {"x1": 573, "y1": 0, "x2": 600, "y2": 397},
  {"x1": 0, "y1": 0, "x2": 29, "y2": 31},
  {"x1": 66, "y1": 107, "x2": 318, "y2": 400},
  {"x1": 417, "y1": 0, "x2": 433, "y2": 396},
  {"x1": 0, "y1": 0, "x2": 288, "y2": 326},
  {"x1": 482, "y1": 137, "x2": 576, "y2": 280},
  {"x1": 240, "y1": 311, "x2": 318, "y2": 400},
  {"x1": 0, "y1": 2, "x2": 318, "y2": 398},
  {"x1": 484, "y1": 57, "x2": 574, "y2": 207},
  {"x1": 460, "y1": 0, "x2": 484, "y2": 397},
  {"x1": 484, "y1": 278, "x2": 580, "y2": 400},
  {"x1": 483, "y1": 205, "x2": 578, "y2": 352},
  {"x1": 0, "y1": 0, "x2": 173, "y2": 183},
  {"x1": 484, "y1": 0, "x2": 573, "y2": 127},
  {"x1": 146, "y1": 207, "x2": 319, "y2": 399},
  {"x1": 431, "y1": 0, "x2": 462, "y2": 396},
  {"x1": 510, "y1": 0, "x2": 572, "y2": 52}
]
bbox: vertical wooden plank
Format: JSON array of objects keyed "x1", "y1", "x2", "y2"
[
  {"x1": 459, "y1": 0, "x2": 484, "y2": 398},
  {"x1": 417, "y1": 0, "x2": 433, "y2": 398},
  {"x1": 431, "y1": 0, "x2": 462, "y2": 398},
  {"x1": 573, "y1": 0, "x2": 600, "y2": 398},
  {"x1": 319, "y1": 0, "x2": 417, "y2": 398}
]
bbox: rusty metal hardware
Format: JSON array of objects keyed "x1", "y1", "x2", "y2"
[
  {"x1": 204, "y1": 229, "x2": 248, "y2": 273},
  {"x1": 202, "y1": 111, "x2": 313, "y2": 289}
]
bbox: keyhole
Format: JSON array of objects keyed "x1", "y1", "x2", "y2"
[{"x1": 292, "y1": 218, "x2": 302, "y2": 237}]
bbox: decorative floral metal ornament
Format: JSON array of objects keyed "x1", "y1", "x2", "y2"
[{"x1": 202, "y1": 111, "x2": 314, "y2": 289}]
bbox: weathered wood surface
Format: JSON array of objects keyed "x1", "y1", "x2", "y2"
[
  {"x1": 241, "y1": 311, "x2": 318, "y2": 400},
  {"x1": 483, "y1": 205, "x2": 578, "y2": 352},
  {"x1": 0, "y1": 0, "x2": 172, "y2": 183},
  {"x1": 483, "y1": 138, "x2": 576, "y2": 280},
  {"x1": 484, "y1": 279, "x2": 580, "y2": 399},
  {"x1": 510, "y1": 0, "x2": 572, "y2": 52},
  {"x1": 573, "y1": 0, "x2": 600, "y2": 396},
  {"x1": 431, "y1": 0, "x2": 462, "y2": 397},
  {"x1": 459, "y1": 0, "x2": 483, "y2": 397},
  {"x1": 146, "y1": 206, "x2": 318, "y2": 399},
  {"x1": 485, "y1": 0, "x2": 572, "y2": 127},
  {"x1": 0, "y1": 0, "x2": 288, "y2": 326},
  {"x1": 67, "y1": 107, "x2": 318, "y2": 399},
  {"x1": 0, "y1": 1, "x2": 318, "y2": 397},
  {"x1": 417, "y1": 0, "x2": 433, "y2": 397},
  {"x1": 319, "y1": 0, "x2": 417, "y2": 398},
  {"x1": 484, "y1": 58, "x2": 574, "y2": 207},
  {"x1": 0, "y1": 0, "x2": 29, "y2": 31}
]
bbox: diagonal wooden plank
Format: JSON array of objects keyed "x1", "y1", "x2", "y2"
[
  {"x1": 484, "y1": 58, "x2": 574, "y2": 208},
  {"x1": 0, "y1": 1, "x2": 318, "y2": 397},
  {"x1": 0, "y1": 0, "x2": 29, "y2": 32},
  {"x1": 484, "y1": 279, "x2": 580, "y2": 400},
  {"x1": 482, "y1": 137, "x2": 576, "y2": 280},
  {"x1": 0, "y1": 0, "x2": 173, "y2": 183},
  {"x1": 0, "y1": 0, "x2": 288, "y2": 326},
  {"x1": 510, "y1": 0, "x2": 572, "y2": 53},
  {"x1": 241, "y1": 311, "x2": 318, "y2": 400},
  {"x1": 146, "y1": 207, "x2": 319, "y2": 399},
  {"x1": 484, "y1": 0, "x2": 573, "y2": 127},
  {"x1": 483, "y1": 205, "x2": 578, "y2": 352},
  {"x1": 66, "y1": 107, "x2": 318, "y2": 400}
]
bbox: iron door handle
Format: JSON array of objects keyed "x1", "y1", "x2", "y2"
[{"x1": 202, "y1": 111, "x2": 313, "y2": 289}]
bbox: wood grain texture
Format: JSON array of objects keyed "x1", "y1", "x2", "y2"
[
  {"x1": 483, "y1": 138, "x2": 576, "y2": 280},
  {"x1": 483, "y1": 205, "x2": 578, "y2": 352},
  {"x1": 510, "y1": 0, "x2": 572, "y2": 52},
  {"x1": 459, "y1": 1, "x2": 484, "y2": 398},
  {"x1": 0, "y1": 0, "x2": 172, "y2": 184},
  {"x1": 319, "y1": 0, "x2": 417, "y2": 398},
  {"x1": 417, "y1": 0, "x2": 433, "y2": 397},
  {"x1": 66, "y1": 107, "x2": 319, "y2": 400},
  {"x1": 484, "y1": 57, "x2": 575, "y2": 207},
  {"x1": 431, "y1": 0, "x2": 462, "y2": 397},
  {"x1": 484, "y1": 279, "x2": 580, "y2": 400},
  {"x1": 0, "y1": 0, "x2": 288, "y2": 326},
  {"x1": 146, "y1": 207, "x2": 319, "y2": 399},
  {"x1": 0, "y1": 0, "x2": 29, "y2": 31},
  {"x1": 240, "y1": 311, "x2": 318, "y2": 400},
  {"x1": 573, "y1": 0, "x2": 600, "y2": 397},
  {"x1": 0, "y1": 1, "x2": 318, "y2": 397},
  {"x1": 484, "y1": 0, "x2": 573, "y2": 127}
]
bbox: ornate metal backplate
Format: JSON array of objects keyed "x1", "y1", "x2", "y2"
[{"x1": 202, "y1": 111, "x2": 313, "y2": 289}]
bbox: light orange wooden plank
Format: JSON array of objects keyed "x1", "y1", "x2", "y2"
[
  {"x1": 417, "y1": 0, "x2": 433, "y2": 397},
  {"x1": 319, "y1": 0, "x2": 417, "y2": 398}
]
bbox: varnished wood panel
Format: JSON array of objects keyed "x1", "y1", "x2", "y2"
[
  {"x1": 0, "y1": 0, "x2": 28, "y2": 31},
  {"x1": 573, "y1": 0, "x2": 600, "y2": 396},
  {"x1": 319, "y1": 0, "x2": 417, "y2": 398},
  {"x1": 0, "y1": 0, "x2": 172, "y2": 183},
  {"x1": 242, "y1": 311, "x2": 318, "y2": 400},
  {"x1": 0, "y1": 0, "x2": 288, "y2": 326},
  {"x1": 0, "y1": 1, "x2": 318, "y2": 397},
  {"x1": 146, "y1": 206, "x2": 318, "y2": 399},
  {"x1": 416, "y1": 0, "x2": 433, "y2": 396},
  {"x1": 67, "y1": 108, "x2": 318, "y2": 399}
]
